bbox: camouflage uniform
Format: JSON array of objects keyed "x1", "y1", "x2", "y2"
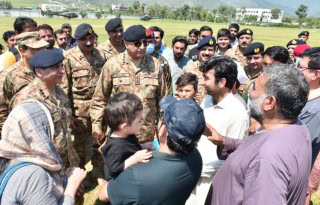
[
  {"x1": 90, "y1": 51, "x2": 166, "y2": 143},
  {"x1": 0, "y1": 61, "x2": 35, "y2": 138},
  {"x1": 239, "y1": 66, "x2": 261, "y2": 97},
  {"x1": 182, "y1": 60, "x2": 206, "y2": 104},
  {"x1": 0, "y1": 61, "x2": 22, "y2": 138},
  {"x1": 224, "y1": 46, "x2": 247, "y2": 67},
  {"x1": 150, "y1": 51, "x2": 172, "y2": 96},
  {"x1": 97, "y1": 40, "x2": 126, "y2": 61},
  {"x1": 61, "y1": 46, "x2": 106, "y2": 170},
  {"x1": 10, "y1": 78, "x2": 80, "y2": 172}
]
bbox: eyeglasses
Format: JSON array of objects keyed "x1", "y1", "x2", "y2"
[
  {"x1": 134, "y1": 40, "x2": 147, "y2": 48},
  {"x1": 296, "y1": 64, "x2": 309, "y2": 72}
]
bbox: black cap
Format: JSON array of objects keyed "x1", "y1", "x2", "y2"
[
  {"x1": 243, "y1": 42, "x2": 264, "y2": 56},
  {"x1": 160, "y1": 96, "x2": 205, "y2": 142},
  {"x1": 197, "y1": 36, "x2": 216, "y2": 50},
  {"x1": 286, "y1": 39, "x2": 305, "y2": 47},
  {"x1": 74, "y1": 23, "x2": 94, "y2": 40},
  {"x1": 29, "y1": 49, "x2": 64, "y2": 69},
  {"x1": 237, "y1": 29, "x2": 253, "y2": 38},
  {"x1": 298, "y1": 31, "x2": 309, "y2": 37},
  {"x1": 123, "y1": 25, "x2": 146, "y2": 42},
  {"x1": 105, "y1": 18, "x2": 122, "y2": 32}
]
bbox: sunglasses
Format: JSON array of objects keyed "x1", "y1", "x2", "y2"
[{"x1": 134, "y1": 40, "x2": 147, "y2": 48}]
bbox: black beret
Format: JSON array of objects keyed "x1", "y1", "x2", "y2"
[
  {"x1": 298, "y1": 31, "x2": 309, "y2": 37},
  {"x1": 123, "y1": 25, "x2": 146, "y2": 42},
  {"x1": 243, "y1": 42, "x2": 264, "y2": 56},
  {"x1": 29, "y1": 49, "x2": 64, "y2": 69},
  {"x1": 237, "y1": 29, "x2": 253, "y2": 38},
  {"x1": 105, "y1": 18, "x2": 122, "y2": 32},
  {"x1": 197, "y1": 36, "x2": 216, "y2": 50},
  {"x1": 74, "y1": 23, "x2": 94, "y2": 40},
  {"x1": 286, "y1": 39, "x2": 305, "y2": 47}
]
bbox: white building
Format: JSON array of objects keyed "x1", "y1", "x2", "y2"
[
  {"x1": 111, "y1": 4, "x2": 127, "y2": 11},
  {"x1": 236, "y1": 8, "x2": 283, "y2": 23},
  {"x1": 40, "y1": 4, "x2": 65, "y2": 12}
]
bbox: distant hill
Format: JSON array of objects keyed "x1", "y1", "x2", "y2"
[
  {"x1": 101, "y1": 0, "x2": 319, "y2": 17},
  {"x1": 10, "y1": 0, "x2": 320, "y2": 17}
]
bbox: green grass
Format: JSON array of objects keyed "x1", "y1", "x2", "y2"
[
  {"x1": 1, "y1": 17, "x2": 320, "y2": 50},
  {"x1": 1, "y1": 16, "x2": 320, "y2": 204}
]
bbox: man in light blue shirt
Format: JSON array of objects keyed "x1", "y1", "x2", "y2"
[
  {"x1": 167, "y1": 36, "x2": 192, "y2": 94},
  {"x1": 147, "y1": 26, "x2": 172, "y2": 60}
]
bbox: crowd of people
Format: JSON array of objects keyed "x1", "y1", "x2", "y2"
[{"x1": 0, "y1": 16, "x2": 319, "y2": 205}]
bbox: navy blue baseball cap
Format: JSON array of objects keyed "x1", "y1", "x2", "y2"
[
  {"x1": 124, "y1": 25, "x2": 146, "y2": 42},
  {"x1": 243, "y1": 42, "x2": 264, "y2": 56},
  {"x1": 74, "y1": 23, "x2": 94, "y2": 40},
  {"x1": 160, "y1": 96, "x2": 205, "y2": 142},
  {"x1": 197, "y1": 36, "x2": 216, "y2": 50},
  {"x1": 29, "y1": 49, "x2": 64, "y2": 69}
]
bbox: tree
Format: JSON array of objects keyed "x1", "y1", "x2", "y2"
[
  {"x1": 80, "y1": 11, "x2": 87, "y2": 18},
  {"x1": 95, "y1": 12, "x2": 102, "y2": 19},
  {"x1": 0, "y1": 1, "x2": 13, "y2": 9},
  {"x1": 271, "y1": 8, "x2": 281, "y2": 19},
  {"x1": 295, "y1": 4, "x2": 308, "y2": 19}
]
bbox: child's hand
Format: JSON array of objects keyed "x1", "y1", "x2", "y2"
[{"x1": 134, "y1": 149, "x2": 152, "y2": 163}]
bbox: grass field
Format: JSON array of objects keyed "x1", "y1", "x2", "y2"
[
  {"x1": 0, "y1": 17, "x2": 320, "y2": 49},
  {"x1": 1, "y1": 16, "x2": 320, "y2": 204}
]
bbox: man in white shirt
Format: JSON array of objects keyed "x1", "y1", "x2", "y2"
[{"x1": 186, "y1": 56, "x2": 249, "y2": 205}]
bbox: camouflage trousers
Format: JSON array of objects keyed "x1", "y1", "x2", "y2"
[
  {"x1": 54, "y1": 132, "x2": 80, "y2": 175},
  {"x1": 73, "y1": 117, "x2": 104, "y2": 179}
]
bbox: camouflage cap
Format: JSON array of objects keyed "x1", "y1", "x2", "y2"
[{"x1": 15, "y1": 31, "x2": 49, "y2": 49}]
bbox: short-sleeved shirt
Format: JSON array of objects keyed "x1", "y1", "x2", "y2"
[
  {"x1": 107, "y1": 150, "x2": 203, "y2": 205},
  {"x1": 167, "y1": 55, "x2": 192, "y2": 94},
  {"x1": 101, "y1": 134, "x2": 142, "y2": 181},
  {"x1": 207, "y1": 121, "x2": 311, "y2": 205},
  {"x1": 299, "y1": 96, "x2": 320, "y2": 166},
  {"x1": 188, "y1": 46, "x2": 200, "y2": 61},
  {"x1": 1, "y1": 164, "x2": 74, "y2": 205}
]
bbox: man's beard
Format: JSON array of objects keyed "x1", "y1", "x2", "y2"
[
  {"x1": 249, "y1": 94, "x2": 267, "y2": 124},
  {"x1": 174, "y1": 53, "x2": 183, "y2": 60},
  {"x1": 47, "y1": 40, "x2": 55, "y2": 49}
]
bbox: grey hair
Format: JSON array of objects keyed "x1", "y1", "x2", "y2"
[{"x1": 262, "y1": 63, "x2": 309, "y2": 120}]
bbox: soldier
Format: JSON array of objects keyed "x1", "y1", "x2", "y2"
[
  {"x1": 4, "y1": 17, "x2": 37, "y2": 68},
  {"x1": 298, "y1": 31, "x2": 309, "y2": 43},
  {"x1": 0, "y1": 31, "x2": 48, "y2": 138},
  {"x1": 61, "y1": 23, "x2": 106, "y2": 182},
  {"x1": 183, "y1": 36, "x2": 216, "y2": 104},
  {"x1": 90, "y1": 25, "x2": 166, "y2": 146},
  {"x1": 287, "y1": 39, "x2": 304, "y2": 63},
  {"x1": 225, "y1": 29, "x2": 253, "y2": 68},
  {"x1": 98, "y1": 18, "x2": 126, "y2": 60},
  {"x1": 10, "y1": 50, "x2": 80, "y2": 172},
  {"x1": 146, "y1": 29, "x2": 172, "y2": 96},
  {"x1": 241, "y1": 42, "x2": 265, "y2": 100},
  {"x1": 188, "y1": 26, "x2": 213, "y2": 61}
]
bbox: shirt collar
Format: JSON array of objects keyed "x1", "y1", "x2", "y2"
[{"x1": 214, "y1": 92, "x2": 234, "y2": 109}]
